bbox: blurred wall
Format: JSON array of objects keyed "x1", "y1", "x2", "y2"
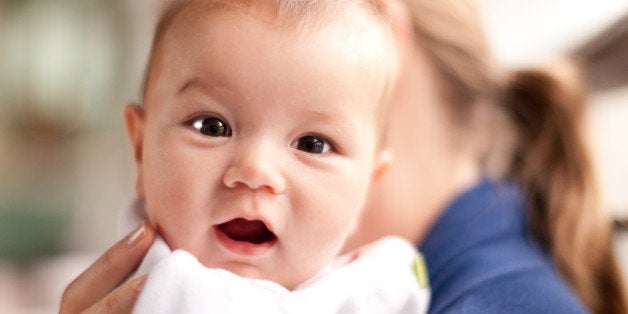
[{"x1": 0, "y1": 0, "x2": 161, "y2": 258}]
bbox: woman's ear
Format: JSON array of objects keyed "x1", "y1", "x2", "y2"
[
  {"x1": 124, "y1": 103, "x2": 146, "y2": 197},
  {"x1": 372, "y1": 149, "x2": 393, "y2": 182}
]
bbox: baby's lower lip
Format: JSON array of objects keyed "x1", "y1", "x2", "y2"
[{"x1": 214, "y1": 227, "x2": 277, "y2": 256}]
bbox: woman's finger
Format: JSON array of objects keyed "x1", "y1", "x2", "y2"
[
  {"x1": 82, "y1": 275, "x2": 148, "y2": 314},
  {"x1": 60, "y1": 221, "x2": 155, "y2": 313}
]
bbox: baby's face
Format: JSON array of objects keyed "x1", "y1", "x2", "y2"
[{"x1": 127, "y1": 7, "x2": 393, "y2": 289}]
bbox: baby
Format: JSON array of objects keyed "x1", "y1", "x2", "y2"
[{"x1": 122, "y1": 0, "x2": 429, "y2": 312}]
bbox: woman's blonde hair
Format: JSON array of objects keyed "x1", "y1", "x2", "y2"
[{"x1": 401, "y1": 0, "x2": 626, "y2": 313}]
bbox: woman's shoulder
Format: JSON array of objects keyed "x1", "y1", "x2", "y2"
[
  {"x1": 440, "y1": 264, "x2": 588, "y2": 313},
  {"x1": 426, "y1": 235, "x2": 588, "y2": 313},
  {"x1": 421, "y1": 177, "x2": 588, "y2": 313}
]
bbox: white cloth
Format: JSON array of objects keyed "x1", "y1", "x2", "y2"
[{"x1": 121, "y1": 200, "x2": 430, "y2": 313}]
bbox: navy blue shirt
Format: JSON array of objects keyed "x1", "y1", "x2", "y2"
[{"x1": 419, "y1": 178, "x2": 588, "y2": 313}]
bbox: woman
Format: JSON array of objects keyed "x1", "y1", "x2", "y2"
[
  {"x1": 60, "y1": 0, "x2": 625, "y2": 313},
  {"x1": 343, "y1": 1, "x2": 626, "y2": 313}
]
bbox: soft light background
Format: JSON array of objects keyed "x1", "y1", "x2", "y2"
[{"x1": 0, "y1": 0, "x2": 626, "y2": 312}]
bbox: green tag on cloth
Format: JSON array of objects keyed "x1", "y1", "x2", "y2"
[{"x1": 412, "y1": 252, "x2": 430, "y2": 289}]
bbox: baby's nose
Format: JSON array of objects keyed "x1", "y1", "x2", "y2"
[{"x1": 222, "y1": 143, "x2": 286, "y2": 194}]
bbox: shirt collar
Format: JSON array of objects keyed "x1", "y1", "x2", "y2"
[{"x1": 419, "y1": 177, "x2": 527, "y2": 277}]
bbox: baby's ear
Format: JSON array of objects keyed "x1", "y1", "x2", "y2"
[
  {"x1": 372, "y1": 149, "x2": 393, "y2": 182},
  {"x1": 124, "y1": 103, "x2": 146, "y2": 196}
]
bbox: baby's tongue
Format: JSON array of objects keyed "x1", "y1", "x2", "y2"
[{"x1": 218, "y1": 218, "x2": 276, "y2": 244}]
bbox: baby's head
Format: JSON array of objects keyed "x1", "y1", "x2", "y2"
[{"x1": 125, "y1": 0, "x2": 398, "y2": 289}]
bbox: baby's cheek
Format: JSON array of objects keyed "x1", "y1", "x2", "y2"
[{"x1": 150, "y1": 205, "x2": 205, "y2": 251}]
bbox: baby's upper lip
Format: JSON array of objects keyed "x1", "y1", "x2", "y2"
[{"x1": 216, "y1": 213, "x2": 276, "y2": 234}]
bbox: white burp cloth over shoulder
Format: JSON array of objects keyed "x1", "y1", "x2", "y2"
[{"x1": 121, "y1": 199, "x2": 430, "y2": 313}]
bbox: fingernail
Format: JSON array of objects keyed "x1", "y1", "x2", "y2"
[
  {"x1": 136, "y1": 276, "x2": 147, "y2": 292},
  {"x1": 126, "y1": 222, "x2": 146, "y2": 247}
]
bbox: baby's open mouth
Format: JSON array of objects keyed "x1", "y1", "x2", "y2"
[{"x1": 217, "y1": 218, "x2": 277, "y2": 244}]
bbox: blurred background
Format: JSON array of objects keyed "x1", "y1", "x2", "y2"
[{"x1": 0, "y1": 0, "x2": 627, "y2": 312}]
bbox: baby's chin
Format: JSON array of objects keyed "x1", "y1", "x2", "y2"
[{"x1": 200, "y1": 260, "x2": 307, "y2": 290}]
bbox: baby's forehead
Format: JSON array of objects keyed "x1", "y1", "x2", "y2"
[
  {"x1": 147, "y1": 0, "x2": 394, "y2": 68},
  {"x1": 152, "y1": 3, "x2": 392, "y2": 70},
  {"x1": 144, "y1": 1, "x2": 398, "y2": 125}
]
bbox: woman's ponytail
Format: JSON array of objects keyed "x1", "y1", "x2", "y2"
[{"x1": 503, "y1": 61, "x2": 626, "y2": 314}]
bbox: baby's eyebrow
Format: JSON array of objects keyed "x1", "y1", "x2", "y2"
[
  {"x1": 302, "y1": 109, "x2": 340, "y2": 125},
  {"x1": 178, "y1": 77, "x2": 206, "y2": 95},
  {"x1": 177, "y1": 76, "x2": 234, "y2": 99},
  {"x1": 299, "y1": 107, "x2": 362, "y2": 135}
]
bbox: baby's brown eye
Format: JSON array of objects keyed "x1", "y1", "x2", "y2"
[
  {"x1": 192, "y1": 117, "x2": 231, "y2": 137},
  {"x1": 296, "y1": 135, "x2": 330, "y2": 154}
]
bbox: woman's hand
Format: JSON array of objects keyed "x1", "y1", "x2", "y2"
[{"x1": 60, "y1": 221, "x2": 156, "y2": 313}]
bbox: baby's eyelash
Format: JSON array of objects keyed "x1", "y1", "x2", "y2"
[
  {"x1": 187, "y1": 115, "x2": 232, "y2": 137},
  {"x1": 292, "y1": 134, "x2": 339, "y2": 155}
]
